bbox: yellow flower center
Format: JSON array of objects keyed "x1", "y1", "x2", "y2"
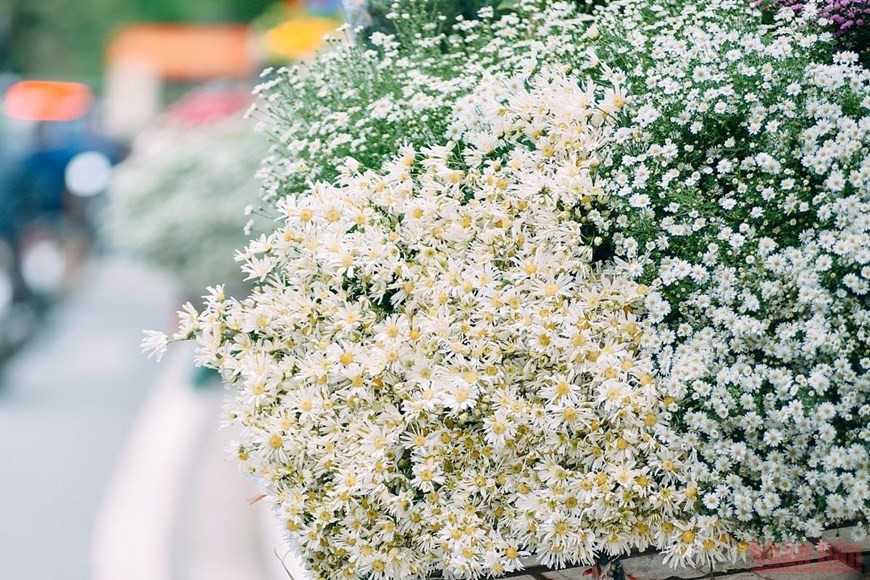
[{"x1": 703, "y1": 539, "x2": 716, "y2": 551}]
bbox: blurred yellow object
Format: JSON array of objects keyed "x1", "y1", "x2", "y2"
[{"x1": 265, "y1": 17, "x2": 340, "y2": 60}]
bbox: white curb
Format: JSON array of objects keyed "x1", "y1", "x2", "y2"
[{"x1": 91, "y1": 344, "x2": 210, "y2": 580}]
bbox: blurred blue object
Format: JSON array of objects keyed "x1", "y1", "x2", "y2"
[
  {"x1": 0, "y1": 106, "x2": 125, "y2": 361},
  {"x1": 305, "y1": 0, "x2": 344, "y2": 15},
  {"x1": 10, "y1": 123, "x2": 124, "y2": 220}
]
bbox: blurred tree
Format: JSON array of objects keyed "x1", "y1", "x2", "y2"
[{"x1": 0, "y1": 0, "x2": 273, "y2": 79}]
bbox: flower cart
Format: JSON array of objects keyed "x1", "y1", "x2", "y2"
[{"x1": 145, "y1": 0, "x2": 870, "y2": 578}]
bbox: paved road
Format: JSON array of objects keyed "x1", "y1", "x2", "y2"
[{"x1": 0, "y1": 257, "x2": 176, "y2": 580}]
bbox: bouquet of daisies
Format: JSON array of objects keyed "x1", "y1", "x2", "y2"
[
  {"x1": 108, "y1": 98, "x2": 268, "y2": 294},
  {"x1": 145, "y1": 0, "x2": 869, "y2": 578}
]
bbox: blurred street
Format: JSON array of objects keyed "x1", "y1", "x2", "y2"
[
  {"x1": 0, "y1": 2, "x2": 336, "y2": 579},
  {"x1": 0, "y1": 4, "x2": 338, "y2": 576},
  {"x1": 0, "y1": 257, "x2": 290, "y2": 580}
]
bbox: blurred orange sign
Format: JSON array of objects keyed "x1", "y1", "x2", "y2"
[
  {"x1": 107, "y1": 25, "x2": 253, "y2": 81},
  {"x1": 4, "y1": 81, "x2": 93, "y2": 121}
]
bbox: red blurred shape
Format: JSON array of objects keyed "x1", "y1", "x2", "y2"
[
  {"x1": 4, "y1": 81, "x2": 92, "y2": 121},
  {"x1": 169, "y1": 88, "x2": 251, "y2": 125}
]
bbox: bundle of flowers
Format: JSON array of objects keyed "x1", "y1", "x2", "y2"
[
  {"x1": 145, "y1": 0, "x2": 869, "y2": 578},
  {"x1": 588, "y1": 0, "x2": 870, "y2": 545},
  {"x1": 250, "y1": 0, "x2": 594, "y2": 201},
  {"x1": 108, "y1": 100, "x2": 268, "y2": 293}
]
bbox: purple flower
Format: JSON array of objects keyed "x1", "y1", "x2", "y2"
[{"x1": 755, "y1": 0, "x2": 870, "y2": 39}]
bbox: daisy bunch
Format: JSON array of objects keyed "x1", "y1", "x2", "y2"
[
  {"x1": 168, "y1": 68, "x2": 718, "y2": 578},
  {"x1": 586, "y1": 0, "x2": 870, "y2": 546},
  {"x1": 146, "y1": 0, "x2": 870, "y2": 576},
  {"x1": 248, "y1": 0, "x2": 596, "y2": 202},
  {"x1": 108, "y1": 111, "x2": 268, "y2": 293}
]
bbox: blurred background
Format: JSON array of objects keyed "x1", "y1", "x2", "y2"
[{"x1": 0, "y1": 1, "x2": 343, "y2": 578}]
